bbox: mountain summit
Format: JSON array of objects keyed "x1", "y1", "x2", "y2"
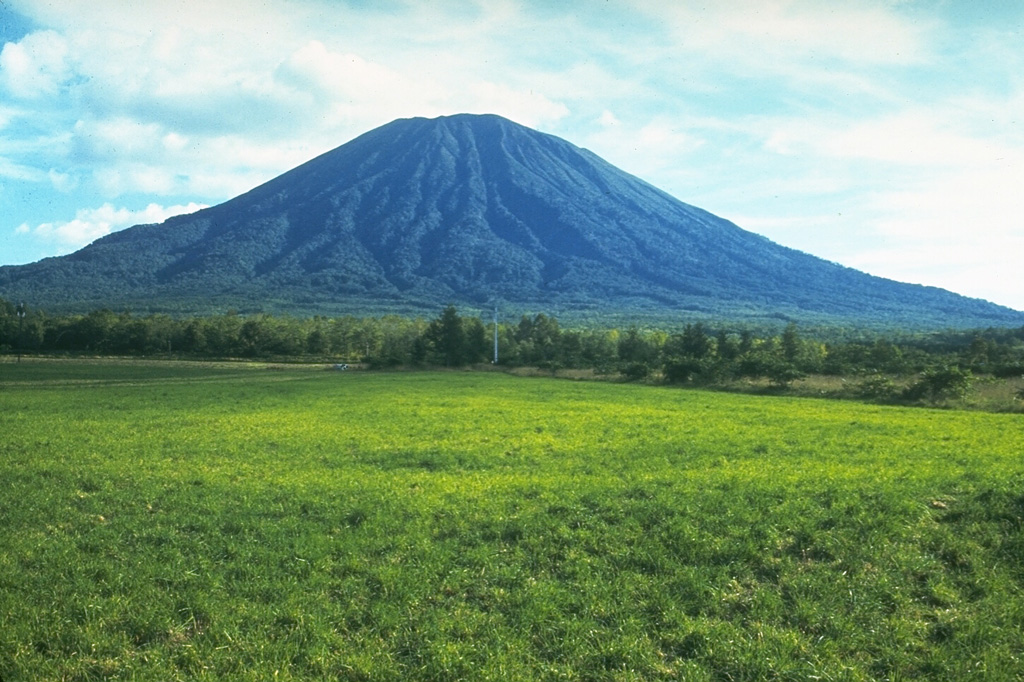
[{"x1": 2, "y1": 113, "x2": 1021, "y2": 327}]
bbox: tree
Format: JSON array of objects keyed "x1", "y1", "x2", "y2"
[
  {"x1": 559, "y1": 331, "x2": 584, "y2": 368},
  {"x1": 663, "y1": 324, "x2": 716, "y2": 383},
  {"x1": 581, "y1": 330, "x2": 618, "y2": 372},
  {"x1": 420, "y1": 305, "x2": 468, "y2": 366},
  {"x1": 739, "y1": 330, "x2": 755, "y2": 355},
  {"x1": 306, "y1": 325, "x2": 330, "y2": 356},
  {"x1": 530, "y1": 314, "x2": 561, "y2": 365},
  {"x1": 351, "y1": 319, "x2": 384, "y2": 361},
  {"x1": 180, "y1": 319, "x2": 209, "y2": 354},
  {"x1": 462, "y1": 317, "x2": 489, "y2": 365},
  {"x1": 437, "y1": 305, "x2": 466, "y2": 366},
  {"x1": 0, "y1": 299, "x2": 15, "y2": 351},
  {"x1": 716, "y1": 330, "x2": 740, "y2": 362},
  {"x1": 74, "y1": 309, "x2": 117, "y2": 352},
  {"x1": 238, "y1": 316, "x2": 268, "y2": 357},
  {"x1": 781, "y1": 323, "x2": 801, "y2": 363},
  {"x1": 618, "y1": 327, "x2": 655, "y2": 365},
  {"x1": 766, "y1": 360, "x2": 805, "y2": 389},
  {"x1": 511, "y1": 314, "x2": 562, "y2": 365}
]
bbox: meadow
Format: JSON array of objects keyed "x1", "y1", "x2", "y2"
[{"x1": 2, "y1": 359, "x2": 1023, "y2": 680}]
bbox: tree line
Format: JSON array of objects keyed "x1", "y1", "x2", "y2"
[{"x1": 3, "y1": 299, "x2": 1024, "y2": 401}]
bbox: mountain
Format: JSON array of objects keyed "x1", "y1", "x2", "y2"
[{"x1": 2, "y1": 113, "x2": 1022, "y2": 328}]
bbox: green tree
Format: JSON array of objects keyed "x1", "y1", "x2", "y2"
[
  {"x1": 351, "y1": 319, "x2": 384, "y2": 360},
  {"x1": 75, "y1": 309, "x2": 118, "y2": 352},
  {"x1": 372, "y1": 316, "x2": 424, "y2": 367},
  {"x1": 422, "y1": 305, "x2": 467, "y2": 367},
  {"x1": 618, "y1": 327, "x2": 655, "y2": 365},
  {"x1": 781, "y1": 323, "x2": 801, "y2": 363},
  {"x1": 766, "y1": 360, "x2": 805, "y2": 389},
  {"x1": 581, "y1": 330, "x2": 618, "y2": 372},
  {"x1": 559, "y1": 331, "x2": 585, "y2": 368},
  {"x1": 0, "y1": 299, "x2": 15, "y2": 351},
  {"x1": 180, "y1": 319, "x2": 209, "y2": 354},
  {"x1": 306, "y1": 323, "x2": 331, "y2": 356},
  {"x1": 238, "y1": 316, "x2": 268, "y2": 357},
  {"x1": 512, "y1": 314, "x2": 562, "y2": 365},
  {"x1": 716, "y1": 329, "x2": 740, "y2": 361},
  {"x1": 463, "y1": 317, "x2": 489, "y2": 365}
]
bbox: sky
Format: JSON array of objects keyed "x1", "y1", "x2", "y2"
[{"x1": 1, "y1": 0, "x2": 1022, "y2": 310}]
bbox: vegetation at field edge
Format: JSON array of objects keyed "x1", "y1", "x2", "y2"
[
  {"x1": 5, "y1": 300, "x2": 1024, "y2": 414},
  {"x1": 2, "y1": 363, "x2": 1024, "y2": 680}
]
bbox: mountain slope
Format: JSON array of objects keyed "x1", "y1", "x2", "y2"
[{"x1": 2, "y1": 113, "x2": 1021, "y2": 328}]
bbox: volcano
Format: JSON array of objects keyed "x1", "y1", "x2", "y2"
[{"x1": 2, "y1": 113, "x2": 1021, "y2": 328}]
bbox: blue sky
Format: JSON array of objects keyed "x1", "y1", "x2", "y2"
[{"x1": 1, "y1": 0, "x2": 1022, "y2": 309}]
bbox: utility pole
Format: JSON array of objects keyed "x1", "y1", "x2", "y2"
[
  {"x1": 15, "y1": 302, "x2": 26, "y2": 363},
  {"x1": 492, "y1": 305, "x2": 499, "y2": 364}
]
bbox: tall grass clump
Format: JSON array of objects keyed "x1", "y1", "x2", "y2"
[{"x1": 2, "y1": 360, "x2": 1023, "y2": 680}]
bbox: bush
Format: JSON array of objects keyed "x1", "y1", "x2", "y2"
[
  {"x1": 992, "y1": 363, "x2": 1024, "y2": 379},
  {"x1": 904, "y1": 366, "x2": 973, "y2": 403},
  {"x1": 663, "y1": 357, "x2": 706, "y2": 384},
  {"x1": 621, "y1": 362, "x2": 651, "y2": 381},
  {"x1": 856, "y1": 375, "x2": 898, "y2": 400},
  {"x1": 766, "y1": 361, "x2": 805, "y2": 389}
]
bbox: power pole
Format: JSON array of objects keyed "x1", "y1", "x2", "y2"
[
  {"x1": 15, "y1": 302, "x2": 26, "y2": 363},
  {"x1": 492, "y1": 306, "x2": 499, "y2": 364}
]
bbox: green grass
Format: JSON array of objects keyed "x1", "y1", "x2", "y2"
[{"x1": 2, "y1": 360, "x2": 1024, "y2": 680}]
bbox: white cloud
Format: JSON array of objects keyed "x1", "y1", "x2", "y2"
[
  {"x1": 61, "y1": 116, "x2": 318, "y2": 199},
  {"x1": 48, "y1": 168, "x2": 77, "y2": 192},
  {"x1": 1, "y1": 12, "x2": 577, "y2": 205},
  {"x1": 0, "y1": 30, "x2": 71, "y2": 98},
  {"x1": 70, "y1": 118, "x2": 166, "y2": 164},
  {"x1": 855, "y1": 157, "x2": 1024, "y2": 304},
  {"x1": 823, "y1": 114, "x2": 1009, "y2": 166},
  {"x1": 0, "y1": 104, "x2": 16, "y2": 129},
  {"x1": 581, "y1": 113, "x2": 710, "y2": 191},
  {"x1": 0, "y1": 156, "x2": 46, "y2": 182},
  {"x1": 848, "y1": 241, "x2": 1024, "y2": 311},
  {"x1": 462, "y1": 81, "x2": 569, "y2": 129},
  {"x1": 597, "y1": 110, "x2": 620, "y2": 128},
  {"x1": 275, "y1": 40, "x2": 445, "y2": 127},
  {"x1": 92, "y1": 166, "x2": 177, "y2": 197},
  {"x1": 646, "y1": 0, "x2": 934, "y2": 71},
  {"x1": 760, "y1": 113, "x2": 951, "y2": 164},
  {"x1": 20, "y1": 202, "x2": 208, "y2": 250}
]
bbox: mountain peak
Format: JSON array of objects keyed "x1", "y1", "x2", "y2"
[{"x1": 2, "y1": 115, "x2": 1021, "y2": 328}]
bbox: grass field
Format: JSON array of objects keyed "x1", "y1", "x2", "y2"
[{"x1": 2, "y1": 359, "x2": 1024, "y2": 680}]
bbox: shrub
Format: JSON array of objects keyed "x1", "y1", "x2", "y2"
[
  {"x1": 992, "y1": 362, "x2": 1024, "y2": 379},
  {"x1": 856, "y1": 375, "x2": 898, "y2": 400},
  {"x1": 663, "y1": 357, "x2": 706, "y2": 384},
  {"x1": 621, "y1": 362, "x2": 651, "y2": 381},
  {"x1": 766, "y1": 361, "x2": 805, "y2": 389},
  {"x1": 904, "y1": 366, "x2": 973, "y2": 403}
]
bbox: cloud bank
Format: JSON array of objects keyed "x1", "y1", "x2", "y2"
[{"x1": 18, "y1": 203, "x2": 207, "y2": 251}]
